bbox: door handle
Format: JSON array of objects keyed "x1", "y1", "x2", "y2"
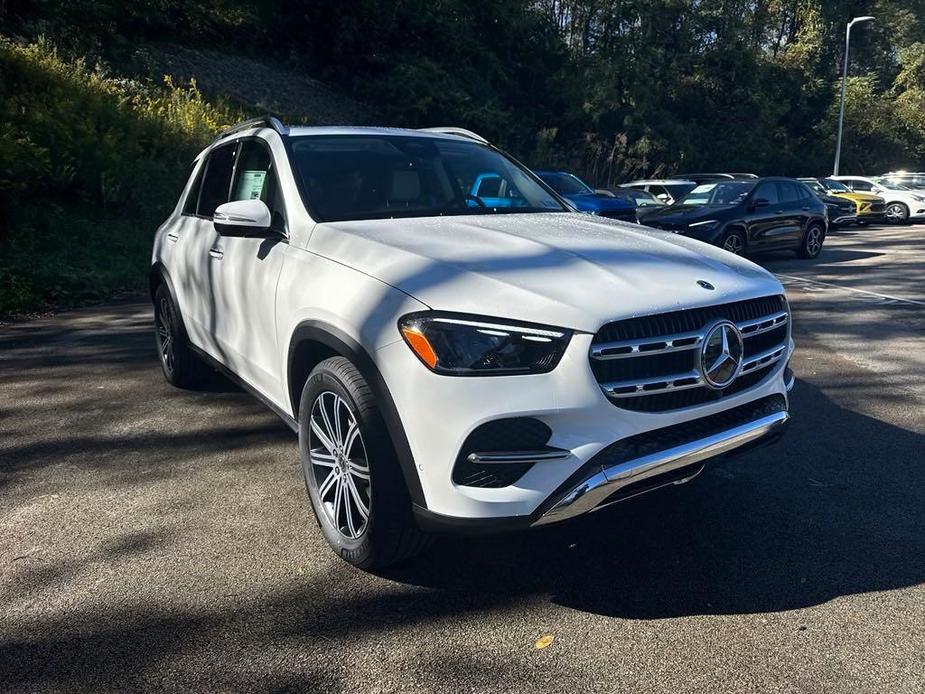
[
  {"x1": 209, "y1": 247, "x2": 224, "y2": 260},
  {"x1": 166, "y1": 232, "x2": 179, "y2": 243}
]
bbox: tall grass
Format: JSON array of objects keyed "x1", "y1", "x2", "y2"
[{"x1": 0, "y1": 37, "x2": 242, "y2": 317}]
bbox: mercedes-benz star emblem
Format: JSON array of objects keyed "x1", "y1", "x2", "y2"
[
  {"x1": 700, "y1": 320, "x2": 744, "y2": 389},
  {"x1": 697, "y1": 280, "x2": 715, "y2": 290}
]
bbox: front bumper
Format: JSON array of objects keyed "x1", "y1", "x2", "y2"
[
  {"x1": 532, "y1": 398, "x2": 788, "y2": 526},
  {"x1": 830, "y1": 213, "x2": 858, "y2": 225},
  {"x1": 378, "y1": 327, "x2": 793, "y2": 530}
]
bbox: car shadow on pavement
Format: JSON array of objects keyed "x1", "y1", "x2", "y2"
[{"x1": 385, "y1": 378, "x2": 925, "y2": 620}]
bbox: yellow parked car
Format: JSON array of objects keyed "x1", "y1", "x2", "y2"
[{"x1": 799, "y1": 178, "x2": 884, "y2": 223}]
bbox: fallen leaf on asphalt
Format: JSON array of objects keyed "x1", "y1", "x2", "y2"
[{"x1": 534, "y1": 634, "x2": 555, "y2": 650}]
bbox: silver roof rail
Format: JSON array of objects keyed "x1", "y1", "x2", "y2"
[
  {"x1": 213, "y1": 116, "x2": 289, "y2": 144},
  {"x1": 418, "y1": 127, "x2": 489, "y2": 144}
]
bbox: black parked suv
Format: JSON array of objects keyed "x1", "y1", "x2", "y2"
[{"x1": 642, "y1": 177, "x2": 828, "y2": 258}]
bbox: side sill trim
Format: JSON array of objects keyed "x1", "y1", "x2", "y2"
[{"x1": 188, "y1": 344, "x2": 298, "y2": 433}]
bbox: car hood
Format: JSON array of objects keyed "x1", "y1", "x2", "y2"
[
  {"x1": 833, "y1": 191, "x2": 880, "y2": 203},
  {"x1": 308, "y1": 213, "x2": 782, "y2": 333},
  {"x1": 821, "y1": 194, "x2": 855, "y2": 207},
  {"x1": 889, "y1": 187, "x2": 925, "y2": 198},
  {"x1": 642, "y1": 204, "x2": 736, "y2": 225},
  {"x1": 565, "y1": 193, "x2": 635, "y2": 212}
]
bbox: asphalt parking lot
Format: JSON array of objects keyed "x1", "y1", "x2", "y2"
[{"x1": 2, "y1": 223, "x2": 924, "y2": 693}]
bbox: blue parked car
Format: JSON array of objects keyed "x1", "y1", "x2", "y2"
[
  {"x1": 469, "y1": 172, "x2": 529, "y2": 208},
  {"x1": 534, "y1": 170, "x2": 637, "y2": 221}
]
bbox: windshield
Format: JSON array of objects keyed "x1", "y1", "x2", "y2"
[
  {"x1": 289, "y1": 135, "x2": 566, "y2": 222},
  {"x1": 679, "y1": 181, "x2": 755, "y2": 206},
  {"x1": 615, "y1": 188, "x2": 662, "y2": 206},
  {"x1": 820, "y1": 178, "x2": 850, "y2": 193},
  {"x1": 537, "y1": 172, "x2": 593, "y2": 196},
  {"x1": 665, "y1": 183, "x2": 697, "y2": 198},
  {"x1": 803, "y1": 180, "x2": 826, "y2": 194}
]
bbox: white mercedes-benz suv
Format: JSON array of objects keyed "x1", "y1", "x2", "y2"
[{"x1": 151, "y1": 118, "x2": 794, "y2": 568}]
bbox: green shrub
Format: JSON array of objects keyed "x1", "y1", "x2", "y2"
[{"x1": 0, "y1": 37, "x2": 241, "y2": 317}]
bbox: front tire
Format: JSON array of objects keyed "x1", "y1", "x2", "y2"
[
  {"x1": 884, "y1": 202, "x2": 909, "y2": 224},
  {"x1": 798, "y1": 222, "x2": 825, "y2": 259},
  {"x1": 298, "y1": 357, "x2": 430, "y2": 569}
]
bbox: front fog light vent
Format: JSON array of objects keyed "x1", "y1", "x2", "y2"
[{"x1": 453, "y1": 418, "x2": 557, "y2": 488}]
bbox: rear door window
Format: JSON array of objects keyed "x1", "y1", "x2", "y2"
[
  {"x1": 753, "y1": 182, "x2": 780, "y2": 205},
  {"x1": 778, "y1": 181, "x2": 801, "y2": 203},
  {"x1": 795, "y1": 182, "x2": 814, "y2": 200},
  {"x1": 197, "y1": 142, "x2": 238, "y2": 217}
]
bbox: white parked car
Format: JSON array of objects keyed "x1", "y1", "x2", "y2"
[
  {"x1": 831, "y1": 176, "x2": 925, "y2": 224},
  {"x1": 623, "y1": 179, "x2": 697, "y2": 205},
  {"x1": 151, "y1": 118, "x2": 794, "y2": 568},
  {"x1": 878, "y1": 171, "x2": 925, "y2": 191}
]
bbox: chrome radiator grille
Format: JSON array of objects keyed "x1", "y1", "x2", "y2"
[{"x1": 590, "y1": 295, "x2": 789, "y2": 412}]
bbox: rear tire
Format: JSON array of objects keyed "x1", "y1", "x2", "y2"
[
  {"x1": 719, "y1": 228, "x2": 746, "y2": 256},
  {"x1": 298, "y1": 356, "x2": 431, "y2": 569},
  {"x1": 153, "y1": 284, "x2": 210, "y2": 388},
  {"x1": 798, "y1": 222, "x2": 825, "y2": 259},
  {"x1": 884, "y1": 202, "x2": 909, "y2": 224}
]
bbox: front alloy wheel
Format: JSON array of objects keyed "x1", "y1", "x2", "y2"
[
  {"x1": 884, "y1": 202, "x2": 909, "y2": 224},
  {"x1": 298, "y1": 356, "x2": 430, "y2": 569},
  {"x1": 307, "y1": 391, "x2": 372, "y2": 540}
]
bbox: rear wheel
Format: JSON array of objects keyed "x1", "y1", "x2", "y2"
[
  {"x1": 153, "y1": 284, "x2": 210, "y2": 388},
  {"x1": 298, "y1": 357, "x2": 430, "y2": 569},
  {"x1": 719, "y1": 228, "x2": 746, "y2": 256},
  {"x1": 798, "y1": 222, "x2": 825, "y2": 259},
  {"x1": 884, "y1": 202, "x2": 909, "y2": 224}
]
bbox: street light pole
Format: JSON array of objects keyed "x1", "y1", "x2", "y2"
[{"x1": 833, "y1": 16, "x2": 875, "y2": 176}]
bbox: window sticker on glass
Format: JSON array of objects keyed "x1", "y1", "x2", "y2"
[{"x1": 235, "y1": 170, "x2": 267, "y2": 200}]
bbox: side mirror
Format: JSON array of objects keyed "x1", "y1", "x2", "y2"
[
  {"x1": 751, "y1": 197, "x2": 770, "y2": 210},
  {"x1": 213, "y1": 199, "x2": 274, "y2": 237},
  {"x1": 656, "y1": 194, "x2": 670, "y2": 202}
]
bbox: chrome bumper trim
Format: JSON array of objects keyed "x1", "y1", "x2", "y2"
[
  {"x1": 467, "y1": 449, "x2": 571, "y2": 464},
  {"x1": 532, "y1": 410, "x2": 789, "y2": 527}
]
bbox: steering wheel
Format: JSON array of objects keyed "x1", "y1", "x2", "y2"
[{"x1": 462, "y1": 193, "x2": 487, "y2": 208}]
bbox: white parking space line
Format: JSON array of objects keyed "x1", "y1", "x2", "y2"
[{"x1": 776, "y1": 274, "x2": 925, "y2": 308}]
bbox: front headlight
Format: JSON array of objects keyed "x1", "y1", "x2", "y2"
[{"x1": 398, "y1": 313, "x2": 572, "y2": 376}]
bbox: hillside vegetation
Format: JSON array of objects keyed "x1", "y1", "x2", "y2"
[
  {"x1": 0, "y1": 38, "x2": 240, "y2": 315},
  {"x1": 1, "y1": 0, "x2": 924, "y2": 316}
]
